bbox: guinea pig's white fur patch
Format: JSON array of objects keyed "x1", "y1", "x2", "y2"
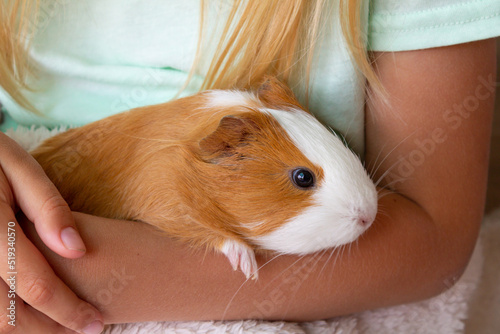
[{"x1": 251, "y1": 108, "x2": 378, "y2": 254}]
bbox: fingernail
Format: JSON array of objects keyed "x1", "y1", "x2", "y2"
[
  {"x1": 61, "y1": 227, "x2": 86, "y2": 252},
  {"x1": 82, "y1": 320, "x2": 104, "y2": 334}
]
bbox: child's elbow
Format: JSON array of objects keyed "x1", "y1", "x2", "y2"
[{"x1": 425, "y1": 215, "x2": 481, "y2": 299}]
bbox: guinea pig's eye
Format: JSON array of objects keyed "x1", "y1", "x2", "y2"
[{"x1": 291, "y1": 168, "x2": 315, "y2": 189}]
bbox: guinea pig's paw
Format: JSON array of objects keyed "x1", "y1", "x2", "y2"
[{"x1": 220, "y1": 239, "x2": 258, "y2": 280}]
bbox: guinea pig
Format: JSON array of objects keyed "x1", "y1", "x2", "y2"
[{"x1": 31, "y1": 77, "x2": 378, "y2": 279}]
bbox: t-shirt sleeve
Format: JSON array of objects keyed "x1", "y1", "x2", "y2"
[{"x1": 368, "y1": 0, "x2": 500, "y2": 51}]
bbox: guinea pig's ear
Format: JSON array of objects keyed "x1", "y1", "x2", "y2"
[
  {"x1": 199, "y1": 115, "x2": 259, "y2": 159},
  {"x1": 257, "y1": 76, "x2": 308, "y2": 113}
]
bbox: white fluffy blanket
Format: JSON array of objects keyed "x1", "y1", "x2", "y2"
[{"x1": 6, "y1": 125, "x2": 499, "y2": 334}]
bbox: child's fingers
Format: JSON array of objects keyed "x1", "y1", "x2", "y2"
[
  {"x1": 0, "y1": 133, "x2": 85, "y2": 259},
  {"x1": 0, "y1": 279, "x2": 80, "y2": 334},
  {"x1": 0, "y1": 209, "x2": 103, "y2": 333}
]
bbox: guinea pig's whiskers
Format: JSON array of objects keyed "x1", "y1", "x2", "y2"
[
  {"x1": 375, "y1": 202, "x2": 391, "y2": 220},
  {"x1": 349, "y1": 239, "x2": 359, "y2": 262},
  {"x1": 222, "y1": 277, "x2": 253, "y2": 320},
  {"x1": 264, "y1": 253, "x2": 318, "y2": 300},
  {"x1": 368, "y1": 142, "x2": 387, "y2": 178},
  {"x1": 341, "y1": 116, "x2": 356, "y2": 148},
  {"x1": 380, "y1": 176, "x2": 408, "y2": 191},
  {"x1": 374, "y1": 162, "x2": 400, "y2": 188},
  {"x1": 371, "y1": 149, "x2": 398, "y2": 185},
  {"x1": 354, "y1": 238, "x2": 360, "y2": 254},
  {"x1": 281, "y1": 251, "x2": 325, "y2": 318},
  {"x1": 378, "y1": 209, "x2": 391, "y2": 220},
  {"x1": 340, "y1": 243, "x2": 348, "y2": 263},
  {"x1": 376, "y1": 188, "x2": 393, "y2": 200},
  {"x1": 222, "y1": 252, "x2": 285, "y2": 321},
  {"x1": 317, "y1": 247, "x2": 335, "y2": 278},
  {"x1": 327, "y1": 244, "x2": 347, "y2": 279},
  {"x1": 371, "y1": 131, "x2": 416, "y2": 187},
  {"x1": 262, "y1": 254, "x2": 307, "y2": 291},
  {"x1": 327, "y1": 245, "x2": 346, "y2": 284}
]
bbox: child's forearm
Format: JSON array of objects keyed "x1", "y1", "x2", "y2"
[{"x1": 20, "y1": 190, "x2": 471, "y2": 324}]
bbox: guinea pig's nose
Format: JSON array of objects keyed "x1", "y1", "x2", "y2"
[
  {"x1": 355, "y1": 213, "x2": 375, "y2": 227},
  {"x1": 359, "y1": 218, "x2": 368, "y2": 225}
]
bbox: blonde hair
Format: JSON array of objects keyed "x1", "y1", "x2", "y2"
[
  {"x1": 0, "y1": 0, "x2": 379, "y2": 113},
  {"x1": 0, "y1": 0, "x2": 38, "y2": 112}
]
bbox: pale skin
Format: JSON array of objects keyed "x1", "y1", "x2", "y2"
[{"x1": 0, "y1": 38, "x2": 496, "y2": 332}]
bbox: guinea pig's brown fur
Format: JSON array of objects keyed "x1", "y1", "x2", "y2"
[{"x1": 31, "y1": 78, "x2": 323, "y2": 256}]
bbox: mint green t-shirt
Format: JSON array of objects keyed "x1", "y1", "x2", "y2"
[{"x1": 1, "y1": 0, "x2": 499, "y2": 155}]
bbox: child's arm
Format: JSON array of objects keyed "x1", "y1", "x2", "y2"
[{"x1": 22, "y1": 38, "x2": 496, "y2": 323}]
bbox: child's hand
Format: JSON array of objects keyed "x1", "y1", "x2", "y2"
[{"x1": 0, "y1": 133, "x2": 103, "y2": 333}]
